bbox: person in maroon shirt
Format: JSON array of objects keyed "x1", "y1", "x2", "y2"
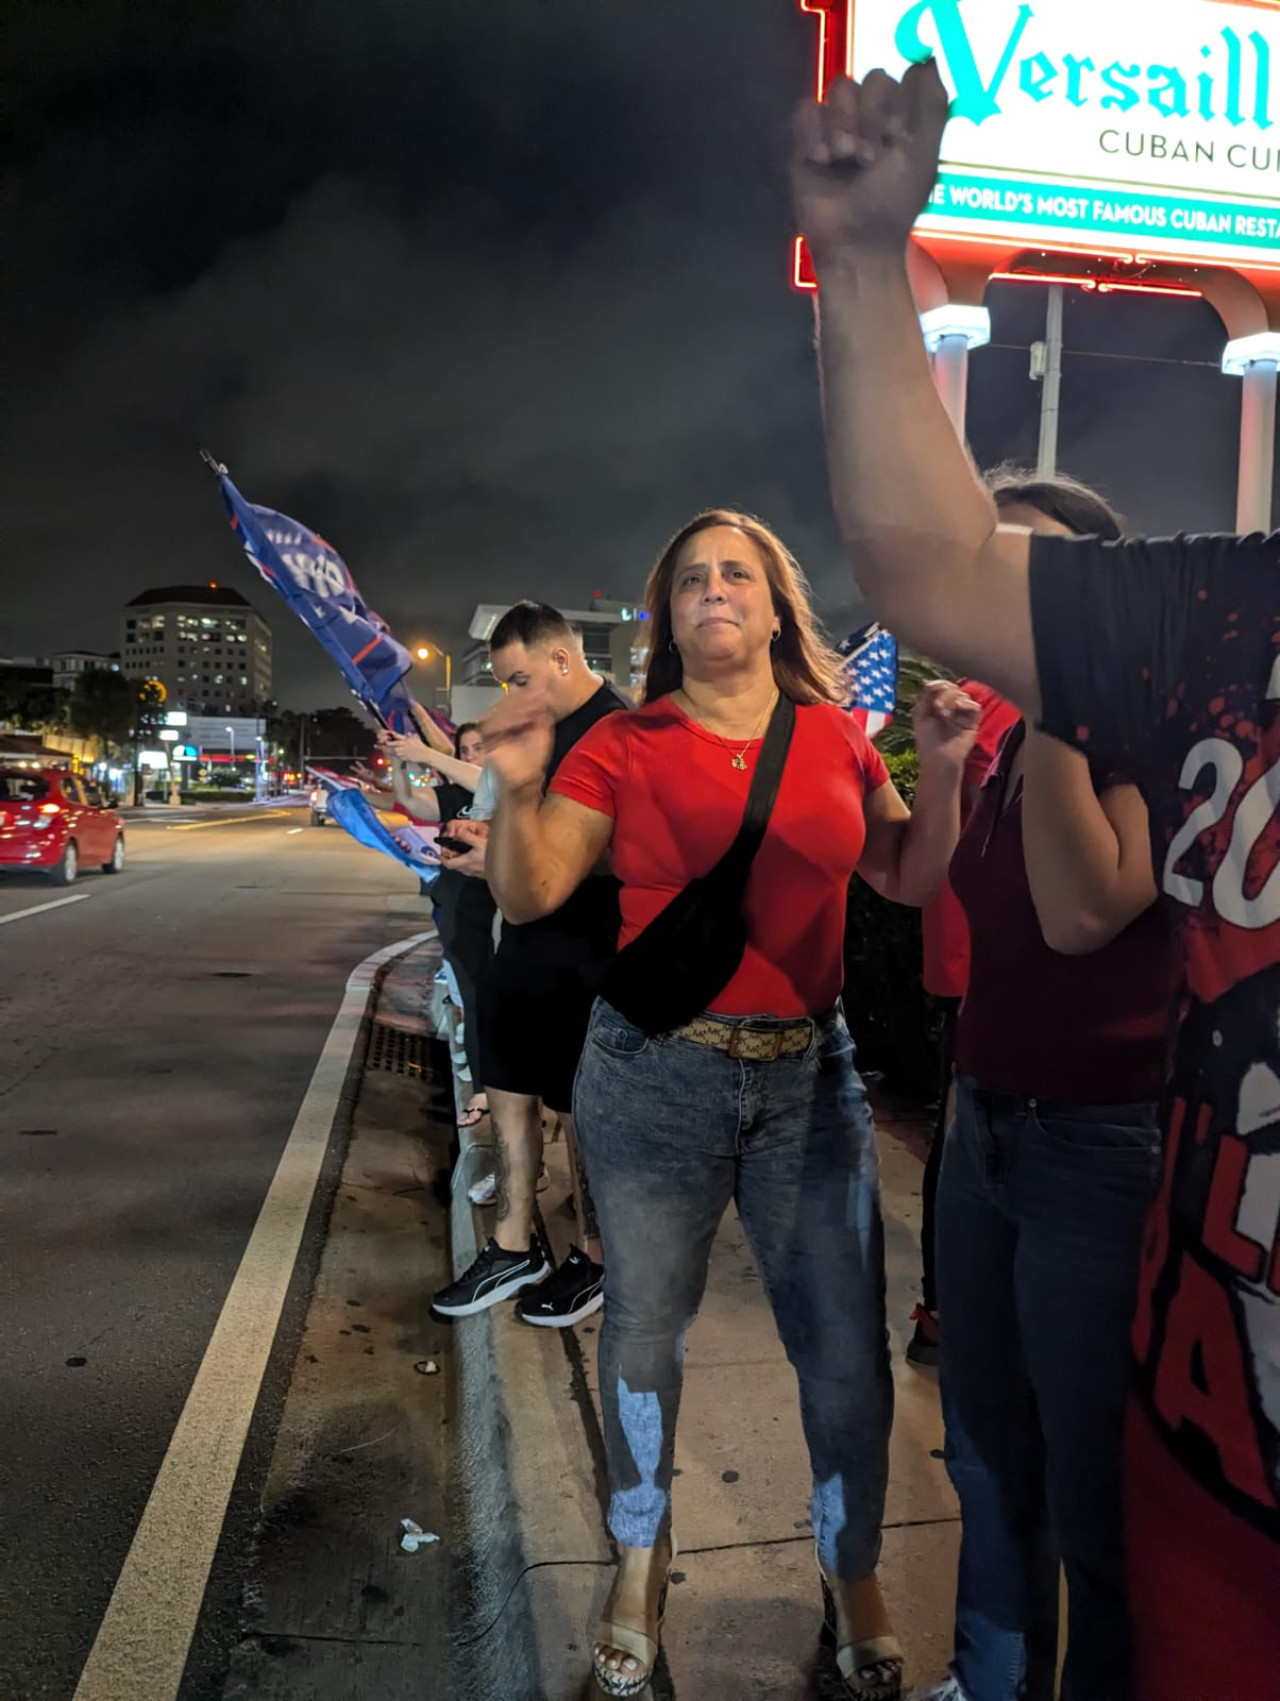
[
  {"x1": 911, "y1": 676, "x2": 1019, "y2": 1366},
  {"x1": 938, "y1": 471, "x2": 1181, "y2": 1701}
]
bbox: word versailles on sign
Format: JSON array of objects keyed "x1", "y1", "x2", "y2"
[
  {"x1": 798, "y1": 0, "x2": 1279, "y2": 271},
  {"x1": 894, "y1": 1, "x2": 1275, "y2": 132},
  {"x1": 804, "y1": 1, "x2": 1276, "y2": 134}
]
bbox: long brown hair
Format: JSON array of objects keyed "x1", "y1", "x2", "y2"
[{"x1": 642, "y1": 510, "x2": 844, "y2": 705}]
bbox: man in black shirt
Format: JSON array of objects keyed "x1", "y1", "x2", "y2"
[
  {"x1": 432, "y1": 602, "x2": 627, "y2": 1327},
  {"x1": 790, "y1": 59, "x2": 1279, "y2": 1701}
]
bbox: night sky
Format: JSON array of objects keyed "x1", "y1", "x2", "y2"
[{"x1": 5, "y1": 2, "x2": 1272, "y2": 707}]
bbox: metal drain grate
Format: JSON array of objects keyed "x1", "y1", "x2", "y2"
[{"x1": 367, "y1": 1023, "x2": 428, "y2": 1077}]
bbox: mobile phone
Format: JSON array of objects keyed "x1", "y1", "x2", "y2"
[{"x1": 438, "y1": 833, "x2": 473, "y2": 856}]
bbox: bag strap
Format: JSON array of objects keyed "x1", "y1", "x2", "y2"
[{"x1": 718, "y1": 693, "x2": 796, "y2": 877}]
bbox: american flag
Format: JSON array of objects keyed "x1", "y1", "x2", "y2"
[{"x1": 839, "y1": 623, "x2": 898, "y2": 741}]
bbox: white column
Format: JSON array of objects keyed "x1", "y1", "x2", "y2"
[
  {"x1": 1223, "y1": 334, "x2": 1280, "y2": 536},
  {"x1": 1036, "y1": 283, "x2": 1065, "y2": 478},
  {"x1": 932, "y1": 336, "x2": 971, "y2": 433},
  {"x1": 921, "y1": 306, "x2": 992, "y2": 438}
]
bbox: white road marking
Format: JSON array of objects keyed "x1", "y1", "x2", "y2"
[
  {"x1": 0, "y1": 892, "x2": 92, "y2": 927},
  {"x1": 72, "y1": 930, "x2": 434, "y2": 1701},
  {"x1": 285, "y1": 827, "x2": 303, "y2": 835}
]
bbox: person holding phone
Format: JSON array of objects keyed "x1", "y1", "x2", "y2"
[
  {"x1": 427, "y1": 602, "x2": 625, "y2": 1329},
  {"x1": 381, "y1": 714, "x2": 492, "y2": 1127}
]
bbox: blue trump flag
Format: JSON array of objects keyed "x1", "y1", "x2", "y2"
[
  {"x1": 838, "y1": 622, "x2": 898, "y2": 741},
  {"x1": 204, "y1": 455, "x2": 416, "y2": 733},
  {"x1": 309, "y1": 768, "x2": 441, "y2": 883}
]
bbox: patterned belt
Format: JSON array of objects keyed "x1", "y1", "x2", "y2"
[{"x1": 674, "y1": 1014, "x2": 814, "y2": 1062}]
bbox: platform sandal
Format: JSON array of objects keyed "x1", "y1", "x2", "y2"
[
  {"x1": 820, "y1": 1565, "x2": 905, "y2": 1701},
  {"x1": 592, "y1": 1536, "x2": 675, "y2": 1698}
]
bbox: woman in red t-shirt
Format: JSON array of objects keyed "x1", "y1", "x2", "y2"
[
  {"x1": 920, "y1": 474, "x2": 1181, "y2": 1701},
  {"x1": 482, "y1": 510, "x2": 978, "y2": 1701}
]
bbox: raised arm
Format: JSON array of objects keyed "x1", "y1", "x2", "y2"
[
  {"x1": 1019, "y1": 731, "x2": 1157, "y2": 955},
  {"x1": 482, "y1": 690, "x2": 613, "y2": 924},
  {"x1": 858, "y1": 681, "x2": 978, "y2": 906},
  {"x1": 388, "y1": 757, "x2": 443, "y2": 823},
  {"x1": 409, "y1": 699, "x2": 455, "y2": 757},
  {"x1": 378, "y1": 729, "x2": 481, "y2": 791},
  {"x1": 791, "y1": 66, "x2": 1040, "y2": 714}
]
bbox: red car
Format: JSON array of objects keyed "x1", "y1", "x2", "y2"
[{"x1": 0, "y1": 767, "x2": 126, "y2": 885}]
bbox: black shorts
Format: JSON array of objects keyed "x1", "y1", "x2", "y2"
[{"x1": 478, "y1": 923, "x2": 610, "y2": 1114}]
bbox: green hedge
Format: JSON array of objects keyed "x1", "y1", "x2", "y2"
[{"x1": 842, "y1": 749, "x2": 944, "y2": 1092}]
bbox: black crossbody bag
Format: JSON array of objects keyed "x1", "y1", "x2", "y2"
[{"x1": 598, "y1": 693, "x2": 796, "y2": 1035}]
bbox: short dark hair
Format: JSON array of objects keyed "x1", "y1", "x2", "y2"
[
  {"x1": 488, "y1": 600, "x2": 574, "y2": 654},
  {"x1": 986, "y1": 466, "x2": 1124, "y2": 542},
  {"x1": 453, "y1": 721, "x2": 480, "y2": 759}
]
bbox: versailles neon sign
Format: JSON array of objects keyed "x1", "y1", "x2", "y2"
[{"x1": 799, "y1": 0, "x2": 1280, "y2": 268}]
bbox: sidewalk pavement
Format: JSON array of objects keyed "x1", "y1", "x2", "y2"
[
  {"x1": 218, "y1": 940, "x2": 957, "y2": 1700},
  {"x1": 452, "y1": 1048, "x2": 960, "y2": 1698}
]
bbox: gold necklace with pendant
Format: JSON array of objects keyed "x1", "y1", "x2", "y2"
[{"x1": 680, "y1": 689, "x2": 777, "y2": 769}]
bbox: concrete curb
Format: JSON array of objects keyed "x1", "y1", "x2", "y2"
[{"x1": 427, "y1": 985, "x2": 546, "y2": 1701}]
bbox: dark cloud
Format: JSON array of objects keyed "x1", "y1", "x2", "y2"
[{"x1": 3, "y1": 2, "x2": 1269, "y2": 705}]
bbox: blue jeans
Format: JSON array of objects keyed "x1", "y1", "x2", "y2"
[
  {"x1": 573, "y1": 1000, "x2": 893, "y2": 1580},
  {"x1": 937, "y1": 1075, "x2": 1162, "y2": 1701}
]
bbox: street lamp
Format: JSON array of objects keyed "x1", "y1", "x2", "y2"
[
  {"x1": 414, "y1": 644, "x2": 453, "y2": 698},
  {"x1": 227, "y1": 725, "x2": 236, "y2": 769}
]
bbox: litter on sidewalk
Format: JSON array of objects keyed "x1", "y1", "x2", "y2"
[{"x1": 400, "y1": 1518, "x2": 441, "y2": 1553}]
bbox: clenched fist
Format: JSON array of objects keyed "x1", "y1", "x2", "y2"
[
  {"x1": 911, "y1": 679, "x2": 980, "y2": 769},
  {"x1": 791, "y1": 62, "x2": 951, "y2": 270}
]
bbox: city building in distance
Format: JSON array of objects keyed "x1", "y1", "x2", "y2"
[
  {"x1": 51, "y1": 651, "x2": 120, "y2": 694},
  {"x1": 121, "y1": 585, "x2": 271, "y2": 716}
]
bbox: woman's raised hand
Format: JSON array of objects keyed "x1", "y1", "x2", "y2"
[
  {"x1": 481, "y1": 688, "x2": 555, "y2": 796},
  {"x1": 911, "y1": 679, "x2": 980, "y2": 768},
  {"x1": 378, "y1": 727, "x2": 438, "y2": 768}
]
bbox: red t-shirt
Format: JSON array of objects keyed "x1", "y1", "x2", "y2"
[
  {"x1": 920, "y1": 680, "x2": 1020, "y2": 999},
  {"x1": 949, "y1": 721, "x2": 1180, "y2": 1103},
  {"x1": 549, "y1": 697, "x2": 890, "y2": 1018}
]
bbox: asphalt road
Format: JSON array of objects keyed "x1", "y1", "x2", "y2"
[{"x1": 0, "y1": 805, "x2": 432, "y2": 1701}]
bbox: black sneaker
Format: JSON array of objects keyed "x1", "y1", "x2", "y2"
[
  {"x1": 431, "y1": 1238, "x2": 550, "y2": 1318},
  {"x1": 514, "y1": 1246, "x2": 604, "y2": 1328}
]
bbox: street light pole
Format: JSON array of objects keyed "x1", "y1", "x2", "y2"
[
  {"x1": 227, "y1": 725, "x2": 236, "y2": 773},
  {"x1": 415, "y1": 644, "x2": 453, "y2": 713}
]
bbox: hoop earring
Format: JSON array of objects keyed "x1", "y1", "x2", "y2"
[
  {"x1": 669, "y1": 639, "x2": 679, "y2": 655},
  {"x1": 770, "y1": 628, "x2": 781, "y2": 644}
]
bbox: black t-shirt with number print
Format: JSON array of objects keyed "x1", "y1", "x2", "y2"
[{"x1": 1031, "y1": 528, "x2": 1280, "y2": 1701}]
